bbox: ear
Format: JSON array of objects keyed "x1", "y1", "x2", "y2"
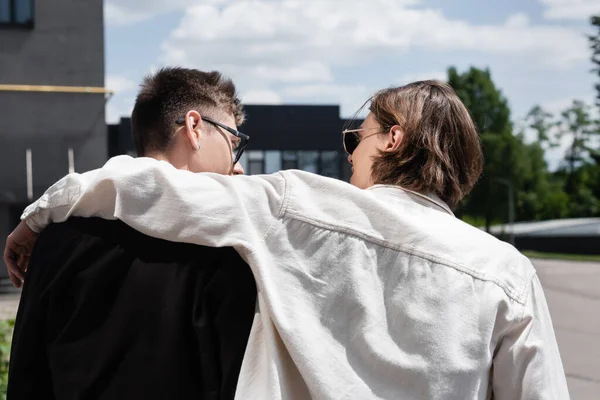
[
  {"x1": 384, "y1": 125, "x2": 403, "y2": 152},
  {"x1": 184, "y1": 110, "x2": 202, "y2": 151}
]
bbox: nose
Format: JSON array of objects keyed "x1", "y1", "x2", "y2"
[
  {"x1": 232, "y1": 162, "x2": 245, "y2": 175},
  {"x1": 347, "y1": 154, "x2": 353, "y2": 164}
]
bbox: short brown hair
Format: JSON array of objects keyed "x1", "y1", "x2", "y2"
[
  {"x1": 131, "y1": 67, "x2": 245, "y2": 156},
  {"x1": 368, "y1": 80, "x2": 483, "y2": 208}
]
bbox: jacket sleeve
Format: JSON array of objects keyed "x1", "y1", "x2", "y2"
[
  {"x1": 21, "y1": 155, "x2": 286, "y2": 250},
  {"x1": 492, "y1": 273, "x2": 570, "y2": 400}
]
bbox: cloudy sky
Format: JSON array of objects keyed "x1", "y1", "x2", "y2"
[{"x1": 104, "y1": 0, "x2": 598, "y2": 167}]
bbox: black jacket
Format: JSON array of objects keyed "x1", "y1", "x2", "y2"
[{"x1": 8, "y1": 217, "x2": 257, "y2": 400}]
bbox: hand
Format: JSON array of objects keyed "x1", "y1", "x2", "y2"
[{"x1": 3, "y1": 221, "x2": 39, "y2": 288}]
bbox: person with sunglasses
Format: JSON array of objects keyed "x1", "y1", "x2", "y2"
[
  {"x1": 6, "y1": 80, "x2": 568, "y2": 399},
  {"x1": 4, "y1": 67, "x2": 258, "y2": 400}
]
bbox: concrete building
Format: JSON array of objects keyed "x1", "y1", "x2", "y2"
[{"x1": 0, "y1": 0, "x2": 107, "y2": 280}]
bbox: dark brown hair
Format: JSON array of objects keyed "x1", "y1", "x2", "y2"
[
  {"x1": 368, "y1": 80, "x2": 483, "y2": 208},
  {"x1": 131, "y1": 67, "x2": 244, "y2": 156}
]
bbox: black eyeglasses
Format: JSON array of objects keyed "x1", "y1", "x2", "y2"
[
  {"x1": 342, "y1": 127, "x2": 383, "y2": 155},
  {"x1": 175, "y1": 116, "x2": 250, "y2": 165}
]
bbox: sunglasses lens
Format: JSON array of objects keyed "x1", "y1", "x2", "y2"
[{"x1": 343, "y1": 132, "x2": 359, "y2": 155}]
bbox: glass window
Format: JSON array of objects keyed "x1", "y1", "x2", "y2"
[
  {"x1": 320, "y1": 151, "x2": 342, "y2": 179},
  {"x1": 298, "y1": 151, "x2": 319, "y2": 174},
  {"x1": 282, "y1": 151, "x2": 297, "y2": 170},
  {"x1": 0, "y1": 0, "x2": 10, "y2": 23},
  {"x1": 237, "y1": 152, "x2": 248, "y2": 174},
  {"x1": 15, "y1": 0, "x2": 33, "y2": 24},
  {"x1": 264, "y1": 151, "x2": 281, "y2": 174},
  {"x1": 248, "y1": 150, "x2": 264, "y2": 175},
  {"x1": 0, "y1": 0, "x2": 33, "y2": 25}
]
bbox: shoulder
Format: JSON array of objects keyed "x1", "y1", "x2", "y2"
[{"x1": 429, "y1": 217, "x2": 537, "y2": 304}]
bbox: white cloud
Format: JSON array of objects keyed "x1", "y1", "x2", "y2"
[
  {"x1": 151, "y1": 0, "x2": 592, "y2": 120},
  {"x1": 282, "y1": 84, "x2": 365, "y2": 98},
  {"x1": 398, "y1": 71, "x2": 447, "y2": 84},
  {"x1": 505, "y1": 12, "x2": 531, "y2": 28},
  {"x1": 105, "y1": 74, "x2": 137, "y2": 123},
  {"x1": 104, "y1": 97, "x2": 134, "y2": 124},
  {"x1": 106, "y1": 1, "x2": 596, "y2": 122},
  {"x1": 242, "y1": 90, "x2": 283, "y2": 104},
  {"x1": 251, "y1": 62, "x2": 333, "y2": 83},
  {"x1": 282, "y1": 83, "x2": 372, "y2": 117},
  {"x1": 163, "y1": 2, "x2": 588, "y2": 69},
  {"x1": 103, "y1": 0, "x2": 226, "y2": 26},
  {"x1": 105, "y1": 74, "x2": 136, "y2": 93},
  {"x1": 539, "y1": 0, "x2": 599, "y2": 21},
  {"x1": 104, "y1": 4, "x2": 148, "y2": 26}
]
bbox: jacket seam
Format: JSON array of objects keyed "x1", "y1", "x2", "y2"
[
  {"x1": 520, "y1": 270, "x2": 537, "y2": 307},
  {"x1": 285, "y1": 210, "x2": 527, "y2": 305},
  {"x1": 262, "y1": 173, "x2": 289, "y2": 242},
  {"x1": 519, "y1": 272, "x2": 536, "y2": 321}
]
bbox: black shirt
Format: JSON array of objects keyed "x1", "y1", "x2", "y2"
[{"x1": 8, "y1": 217, "x2": 257, "y2": 400}]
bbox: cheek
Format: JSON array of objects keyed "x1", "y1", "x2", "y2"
[
  {"x1": 217, "y1": 141, "x2": 234, "y2": 172},
  {"x1": 353, "y1": 149, "x2": 372, "y2": 169},
  {"x1": 209, "y1": 136, "x2": 232, "y2": 161}
]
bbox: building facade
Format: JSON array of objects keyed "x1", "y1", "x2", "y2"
[
  {"x1": 0, "y1": 0, "x2": 106, "y2": 280},
  {"x1": 109, "y1": 104, "x2": 355, "y2": 181}
]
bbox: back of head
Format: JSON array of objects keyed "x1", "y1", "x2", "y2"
[
  {"x1": 131, "y1": 67, "x2": 245, "y2": 156},
  {"x1": 369, "y1": 80, "x2": 483, "y2": 208}
]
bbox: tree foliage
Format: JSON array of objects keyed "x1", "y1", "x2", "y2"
[{"x1": 449, "y1": 66, "x2": 600, "y2": 228}]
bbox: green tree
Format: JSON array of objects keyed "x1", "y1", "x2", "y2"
[
  {"x1": 517, "y1": 106, "x2": 570, "y2": 220},
  {"x1": 518, "y1": 142, "x2": 570, "y2": 220},
  {"x1": 590, "y1": 15, "x2": 600, "y2": 109},
  {"x1": 524, "y1": 105, "x2": 558, "y2": 146},
  {"x1": 448, "y1": 66, "x2": 520, "y2": 231},
  {"x1": 555, "y1": 100, "x2": 599, "y2": 191},
  {"x1": 447, "y1": 67, "x2": 512, "y2": 135},
  {"x1": 546, "y1": 99, "x2": 600, "y2": 218},
  {"x1": 553, "y1": 166, "x2": 600, "y2": 217}
]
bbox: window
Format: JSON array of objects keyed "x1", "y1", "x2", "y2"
[
  {"x1": 264, "y1": 151, "x2": 281, "y2": 174},
  {"x1": 237, "y1": 152, "x2": 248, "y2": 173},
  {"x1": 298, "y1": 151, "x2": 319, "y2": 174},
  {"x1": 282, "y1": 151, "x2": 298, "y2": 170},
  {"x1": 247, "y1": 151, "x2": 264, "y2": 175},
  {"x1": 0, "y1": 0, "x2": 33, "y2": 26},
  {"x1": 320, "y1": 151, "x2": 343, "y2": 179}
]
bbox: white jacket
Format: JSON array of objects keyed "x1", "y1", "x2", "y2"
[{"x1": 22, "y1": 155, "x2": 569, "y2": 400}]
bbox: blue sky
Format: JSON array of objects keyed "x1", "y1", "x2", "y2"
[{"x1": 103, "y1": 0, "x2": 599, "y2": 167}]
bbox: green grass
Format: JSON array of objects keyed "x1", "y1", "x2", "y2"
[
  {"x1": 522, "y1": 250, "x2": 600, "y2": 262},
  {"x1": 0, "y1": 319, "x2": 13, "y2": 400}
]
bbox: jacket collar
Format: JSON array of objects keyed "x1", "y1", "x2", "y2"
[{"x1": 366, "y1": 184, "x2": 454, "y2": 217}]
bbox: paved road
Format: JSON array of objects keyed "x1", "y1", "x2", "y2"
[
  {"x1": 1, "y1": 258, "x2": 598, "y2": 398},
  {"x1": 532, "y1": 259, "x2": 600, "y2": 400}
]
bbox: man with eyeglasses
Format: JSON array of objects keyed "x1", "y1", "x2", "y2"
[{"x1": 5, "y1": 67, "x2": 257, "y2": 400}]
